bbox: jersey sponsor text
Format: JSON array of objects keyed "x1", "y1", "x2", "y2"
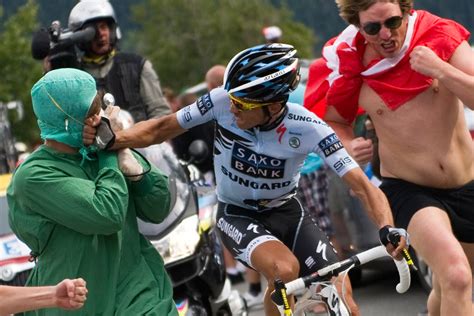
[
  {"x1": 196, "y1": 93, "x2": 214, "y2": 116},
  {"x1": 232, "y1": 143, "x2": 285, "y2": 179},
  {"x1": 333, "y1": 157, "x2": 353, "y2": 173},
  {"x1": 182, "y1": 106, "x2": 192, "y2": 122},
  {"x1": 221, "y1": 166, "x2": 291, "y2": 189},
  {"x1": 287, "y1": 113, "x2": 327, "y2": 125},
  {"x1": 318, "y1": 133, "x2": 343, "y2": 157}
]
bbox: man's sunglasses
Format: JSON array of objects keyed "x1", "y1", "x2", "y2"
[
  {"x1": 229, "y1": 95, "x2": 274, "y2": 112},
  {"x1": 361, "y1": 16, "x2": 404, "y2": 36}
]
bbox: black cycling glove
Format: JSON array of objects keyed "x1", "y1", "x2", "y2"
[
  {"x1": 379, "y1": 225, "x2": 410, "y2": 247},
  {"x1": 93, "y1": 116, "x2": 116, "y2": 150}
]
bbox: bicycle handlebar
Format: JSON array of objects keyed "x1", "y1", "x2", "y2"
[
  {"x1": 280, "y1": 245, "x2": 411, "y2": 297},
  {"x1": 354, "y1": 245, "x2": 410, "y2": 293},
  {"x1": 393, "y1": 255, "x2": 411, "y2": 293}
]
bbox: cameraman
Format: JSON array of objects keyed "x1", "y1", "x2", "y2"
[{"x1": 67, "y1": 0, "x2": 170, "y2": 122}]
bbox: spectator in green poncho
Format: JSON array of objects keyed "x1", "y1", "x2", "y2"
[{"x1": 7, "y1": 68, "x2": 177, "y2": 316}]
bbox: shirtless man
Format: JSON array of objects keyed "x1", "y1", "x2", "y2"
[{"x1": 306, "y1": 1, "x2": 474, "y2": 315}]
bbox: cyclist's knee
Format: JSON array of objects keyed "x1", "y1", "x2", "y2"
[{"x1": 265, "y1": 257, "x2": 300, "y2": 284}]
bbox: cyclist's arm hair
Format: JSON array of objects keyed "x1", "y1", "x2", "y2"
[
  {"x1": 112, "y1": 112, "x2": 186, "y2": 150},
  {"x1": 342, "y1": 167, "x2": 394, "y2": 228}
]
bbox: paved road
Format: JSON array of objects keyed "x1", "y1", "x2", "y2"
[{"x1": 235, "y1": 264, "x2": 428, "y2": 316}]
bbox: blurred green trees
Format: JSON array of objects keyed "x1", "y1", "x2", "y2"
[
  {"x1": 129, "y1": 0, "x2": 314, "y2": 91},
  {"x1": 0, "y1": 0, "x2": 42, "y2": 145}
]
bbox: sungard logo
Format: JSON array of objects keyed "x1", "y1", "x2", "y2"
[
  {"x1": 217, "y1": 218, "x2": 243, "y2": 244},
  {"x1": 221, "y1": 166, "x2": 291, "y2": 190},
  {"x1": 196, "y1": 93, "x2": 213, "y2": 116},
  {"x1": 318, "y1": 133, "x2": 343, "y2": 157},
  {"x1": 288, "y1": 113, "x2": 328, "y2": 126}
]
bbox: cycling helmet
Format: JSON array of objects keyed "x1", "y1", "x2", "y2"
[
  {"x1": 224, "y1": 43, "x2": 300, "y2": 103},
  {"x1": 68, "y1": 0, "x2": 121, "y2": 42}
]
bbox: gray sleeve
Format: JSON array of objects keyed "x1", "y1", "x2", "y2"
[{"x1": 140, "y1": 59, "x2": 172, "y2": 119}]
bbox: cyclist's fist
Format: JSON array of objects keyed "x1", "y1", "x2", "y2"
[{"x1": 378, "y1": 225, "x2": 409, "y2": 259}]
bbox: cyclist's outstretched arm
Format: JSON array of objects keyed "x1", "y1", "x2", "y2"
[
  {"x1": 342, "y1": 167, "x2": 407, "y2": 257},
  {"x1": 113, "y1": 113, "x2": 186, "y2": 149},
  {"x1": 83, "y1": 112, "x2": 186, "y2": 149}
]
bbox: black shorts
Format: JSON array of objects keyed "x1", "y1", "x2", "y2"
[
  {"x1": 380, "y1": 178, "x2": 474, "y2": 242},
  {"x1": 216, "y1": 197, "x2": 339, "y2": 277}
]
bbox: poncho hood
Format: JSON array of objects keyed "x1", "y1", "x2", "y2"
[{"x1": 31, "y1": 68, "x2": 97, "y2": 148}]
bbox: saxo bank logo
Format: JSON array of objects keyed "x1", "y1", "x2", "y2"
[
  {"x1": 318, "y1": 133, "x2": 343, "y2": 157},
  {"x1": 196, "y1": 93, "x2": 214, "y2": 116},
  {"x1": 231, "y1": 143, "x2": 285, "y2": 179}
]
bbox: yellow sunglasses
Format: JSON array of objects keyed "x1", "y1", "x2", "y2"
[{"x1": 229, "y1": 95, "x2": 274, "y2": 111}]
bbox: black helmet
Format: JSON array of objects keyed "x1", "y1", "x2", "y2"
[{"x1": 224, "y1": 43, "x2": 300, "y2": 103}]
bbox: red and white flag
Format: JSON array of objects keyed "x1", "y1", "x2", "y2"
[{"x1": 304, "y1": 10, "x2": 470, "y2": 122}]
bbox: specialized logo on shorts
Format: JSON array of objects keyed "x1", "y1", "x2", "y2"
[
  {"x1": 318, "y1": 133, "x2": 343, "y2": 157},
  {"x1": 217, "y1": 218, "x2": 243, "y2": 244},
  {"x1": 247, "y1": 223, "x2": 259, "y2": 234},
  {"x1": 231, "y1": 143, "x2": 285, "y2": 179},
  {"x1": 316, "y1": 240, "x2": 328, "y2": 261},
  {"x1": 196, "y1": 93, "x2": 214, "y2": 116},
  {"x1": 289, "y1": 137, "x2": 300, "y2": 148}
]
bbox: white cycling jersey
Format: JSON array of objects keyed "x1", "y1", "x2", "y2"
[{"x1": 176, "y1": 87, "x2": 358, "y2": 210}]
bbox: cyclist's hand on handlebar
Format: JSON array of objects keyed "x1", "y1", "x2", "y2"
[{"x1": 378, "y1": 225, "x2": 410, "y2": 260}]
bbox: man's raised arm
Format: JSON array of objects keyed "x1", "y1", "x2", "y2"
[{"x1": 325, "y1": 106, "x2": 373, "y2": 166}]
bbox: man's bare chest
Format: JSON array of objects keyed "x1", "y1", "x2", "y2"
[{"x1": 358, "y1": 80, "x2": 456, "y2": 130}]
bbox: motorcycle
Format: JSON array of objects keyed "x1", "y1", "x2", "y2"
[
  {"x1": 138, "y1": 140, "x2": 247, "y2": 316},
  {"x1": 0, "y1": 230, "x2": 34, "y2": 286},
  {"x1": 0, "y1": 100, "x2": 33, "y2": 287}
]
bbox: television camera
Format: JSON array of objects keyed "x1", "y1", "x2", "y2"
[{"x1": 31, "y1": 20, "x2": 96, "y2": 70}]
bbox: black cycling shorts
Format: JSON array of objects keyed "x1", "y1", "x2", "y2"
[
  {"x1": 380, "y1": 178, "x2": 474, "y2": 242},
  {"x1": 216, "y1": 197, "x2": 339, "y2": 277}
]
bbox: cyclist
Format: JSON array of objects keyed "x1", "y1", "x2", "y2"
[{"x1": 83, "y1": 43, "x2": 408, "y2": 316}]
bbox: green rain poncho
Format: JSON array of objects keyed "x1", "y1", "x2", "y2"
[{"x1": 7, "y1": 69, "x2": 177, "y2": 315}]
